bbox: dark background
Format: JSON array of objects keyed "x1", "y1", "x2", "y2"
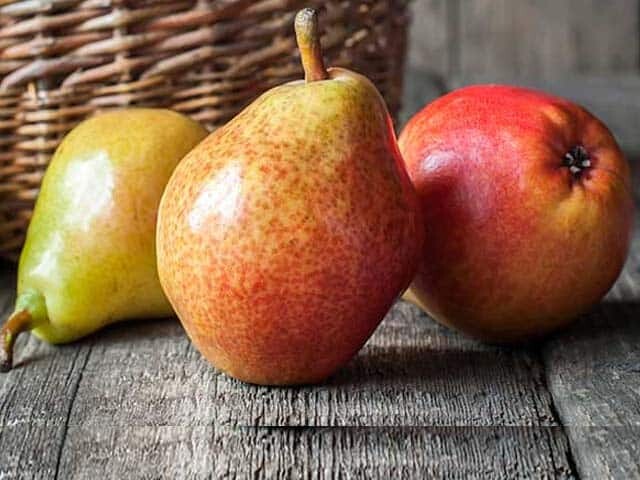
[{"x1": 409, "y1": 1, "x2": 637, "y2": 79}]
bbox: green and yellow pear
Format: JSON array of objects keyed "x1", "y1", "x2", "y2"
[{"x1": 1, "y1": 109, "x2": 207, "y2": 371}]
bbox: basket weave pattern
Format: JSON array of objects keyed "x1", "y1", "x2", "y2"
[{"x1": 0, "y1": 0, "x2": 408, "y2": 260}]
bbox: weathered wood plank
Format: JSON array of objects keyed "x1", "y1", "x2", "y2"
[
  {"x1": 542, "y1": 223, "x2": 640, "y2": 479},
  {"x1": 56, "y1": 426, "x2": 574, "y2": 479},
  {"x1": 567, "y1": 0, "x2": 640, "y2": 73},
  {"x1": 456, "y1": 0, "x2": 640, "y2": 77},
  {"x1": 0, "y1": 263, "x2": 92, "y2": 480},
  {"x1": 55, "y1": 300, "x2": 560, "y2": 429},
  {"x1": 407, "y1": 0, "x2": 451, "y2": 76},
  {"x1": 58, "y1": 427, "x2": 215, "y2": 479}
]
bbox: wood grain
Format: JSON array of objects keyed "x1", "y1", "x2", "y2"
[
  {"x1": 42, "y1": 300, "x2": 561, "y2": 429},
  {"x1": 542, "y1": 224, "x2": 640, "y2": 479},
  {"x1": 0, "y1": 264, "x2": 91, "y2": 480},
  {"x1": 456, "y1": 0, "x2": 640, "y2": 77},
  {"x1": 56, "y1": 426, "x2": 574, "y2": 479}
]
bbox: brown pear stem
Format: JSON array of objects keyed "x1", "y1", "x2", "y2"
[
  {"x1": 295, "y1": 8, "x2": 328, "y2": 82},
  {"x1": 0, "y1": 309, "x2": 31, "y2": 372}
]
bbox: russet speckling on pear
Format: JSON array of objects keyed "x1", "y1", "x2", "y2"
[{"x1": 156, "y1": 9, "x2": 424, "y2": 385}]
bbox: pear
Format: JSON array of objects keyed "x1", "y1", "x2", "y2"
[
  {"x1": 1, "y1": 109, "x2": 207, "y2": 371},
  {"x1": 156, "y1": 9, "x2": 424, "y2": 385}
]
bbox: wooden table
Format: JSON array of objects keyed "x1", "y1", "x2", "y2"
[{"x1": 1, "y1": 75, "x2": 639, "y2": 479}]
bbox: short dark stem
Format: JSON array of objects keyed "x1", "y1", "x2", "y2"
[
  {"x1": 563, "y1": 145, "x2": 591, "y2": 178},
  {"x1": 294, "y1": 8, "x2": 329, "y2": 82},
  {"x1": 0, "y1": 309, "x2": 31, "y2": 372}
]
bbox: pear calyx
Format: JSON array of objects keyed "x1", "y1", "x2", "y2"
[
  {"x1": 295, "y1": 8, "x2": 328, "y2": 82},
  {"x1": 1, "y1": 290, "x2": 47, "y2": 372}
]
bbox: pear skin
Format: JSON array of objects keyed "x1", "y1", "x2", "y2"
[
  {"x1": 1, "y1": 109, "x2": 208, "y2": 371},
  {"x1": 402, "y1": 287, "x2": 429, "y2": 312},
  {"x1": 399, "y1": 85, "x2": 633, "y2": 343},
  {"x1": 156, "y1": 9, "x2": 424, "y2": 385}
]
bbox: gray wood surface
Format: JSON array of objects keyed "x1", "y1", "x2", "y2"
[
  {"x1": 56, "y1": 427, "x2": 574, "y2": 479},
  {"x1": 458, "y1": 0, "x2": 640, "y2": 77},
  {"x1": 412, "y1": 0, "x2": 640, "y2": 78},
  {"x1": 0, "y1": 276, "x2": 93, "y2": 479},
  {"x1": 37, "y1": 302, "x2": 561, "y2": 429},
  {"x1": 542, "y1": 231, "x2": 640, "y2": 479}
]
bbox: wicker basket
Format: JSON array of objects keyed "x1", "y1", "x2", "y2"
[{"x1": 0, "y1": 0, "x2": 408, "y2": 261}]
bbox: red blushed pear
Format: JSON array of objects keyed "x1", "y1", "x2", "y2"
[
  {"x1": 400, "y1": 85, "x2": 633, "y2": 343},
  {"x1": 156, "y1": 9, "x2": 423, "y2": 385}
]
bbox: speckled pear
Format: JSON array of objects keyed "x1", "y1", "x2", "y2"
[
  {"x1": 156, "y1": 9, "x2": 424, "y2": 385},
  {"x1": 0, "y1": 109, "x2": 208, "y2": 371}
]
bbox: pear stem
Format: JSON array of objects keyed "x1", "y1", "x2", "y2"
[
  {"x1": 0, "y1": 309, "x2": 31, "y2": 372},
  {"x1": 295, "y1": 8, "x2": 328, "y2": 82}
]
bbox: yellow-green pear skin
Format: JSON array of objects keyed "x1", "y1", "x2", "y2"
[{"x1": 1, "y1": 109, "x2": 207, "y2": 371}]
